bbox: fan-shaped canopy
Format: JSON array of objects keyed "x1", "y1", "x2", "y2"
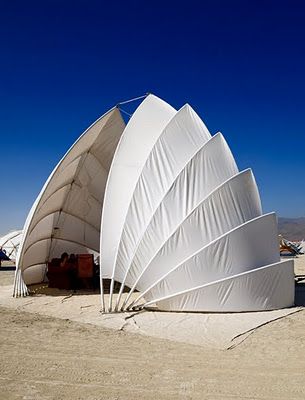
[{"x1": 14, "y1": 94, "x2": 294, "y2": 313}]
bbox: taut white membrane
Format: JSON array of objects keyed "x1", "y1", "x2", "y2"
[
  {"x1": 100, "y1": 95, "x2": 176, "y2": 311},
  {"x1": 121, "y1": 134, "x2": 241, "y2": 309},
  {"x1": 0, "y1": 230, "x2": 23, "y2": 260},
  {"x1": 149, "y1": 260, "x2": 294, "y2": 312},
  {"x1": 124, "y1": 169, "x2": 262, "y2": 308},
  {"x1": 132, "y1": 213, "x2": 280, "y2": 307},
  {"x1": 15, "y1": 95, "x2": 294, "y2": 312},
  {"x1": 113, "y1": 105, "x2": 212, "y2": 310}
]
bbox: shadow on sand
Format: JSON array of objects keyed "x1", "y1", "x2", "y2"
[{"x1": 27, "y1": 279, "x2": 131, "y2": 298}]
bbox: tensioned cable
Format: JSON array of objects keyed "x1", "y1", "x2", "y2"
[
  {"x1": 117, "y1": 93, "x2": 150, "y2": 118},
  {"x1": 116, "y1": 94, "x2": 149, "y2": 106},
  {"x1": 118, "y1": 108, "x2": 132, "y2": 118}
]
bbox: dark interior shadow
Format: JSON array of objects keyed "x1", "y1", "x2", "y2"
[
  {"x1": 294, "y1": 277, "x2": 305, "y2": 306},
  {"x1": 0, "y1": 266, "x2": 16, "y2": 271}
]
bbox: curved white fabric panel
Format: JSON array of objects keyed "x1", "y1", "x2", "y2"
[
  {"x1": 23, "y1": 264, "x2": 48, "y2": 286},
  {"x1": 114, "y1": 105, "x2": 212, "y2": 295},
  {"x1": 121, "y1": 133, "x2": 239, "y2": 293},
  {"x1": 0, "y1": 230, "x2": 23, "y2": 260},
  {"x1": 23, "y1": 211, "x2": 99, "y2": 267},
  {"x1": 137, "y1": 213, "x2": 279, "y2": 305},
  {"x1": 125, "y1": 169, "x2": 260, "y2": 301},
  {"x1": 15, "y1": 108, "x2": 125, "y2": 294},
  {"x1": 148, "y1": 260, "x2": 294, "y2": 312},
  {"x1": 100, "y1": 95, "x2": 176, "y2": 284}
]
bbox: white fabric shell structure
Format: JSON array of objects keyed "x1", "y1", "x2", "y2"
[
  {"x1": 0, "y1": 230, "x2": 23, "y2": 261},
  {"x1": 14, "y1": 94, "x2": 295, "y2": 313}
]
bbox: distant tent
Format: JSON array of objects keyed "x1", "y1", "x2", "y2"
[
  {"x1": 300, "y1": 240, "x2": 305, "y2": 254},
  {"x1": 14, "y1": 95, "x2": 294, "y2": 313},
  {"x1": 279, "y1": 235, "x2": 303, "y2": 256},
  {"x1": 0, "y1": 230, "x2": 23, "y2": 261},
  {"x1": 0, "y1": 249, "x2": 10, "y2": 261}
]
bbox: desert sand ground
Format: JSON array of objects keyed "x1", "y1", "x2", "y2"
[{"x1": 1, "y1": 257, "x2": 305, "y2": 399}]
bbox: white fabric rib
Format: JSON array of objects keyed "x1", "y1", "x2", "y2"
[
  {"x1": 99, "y1": 95, "x2": 176, "y2": 281},
  {"x1": 123, "y1": 169, "x2": 261, "y2": 308},
  {"x1": 145, "y1": 260, "x2": 294, "y2": 312},
  {"x1": 135, "y1": 213, "x2": 279, "y2": 305},
  {"x1": 113, "y1": 105, "x2": 212, "y2": 308},
  {"x1": 122, "y1": 133, "x2": 239, "y2": 297},
  {"x1": 115, "y1": 105, "x2": 211, "y2": 282},
  {"x1": 99, "y1": 95, "x2": 176, "y2": 310}
]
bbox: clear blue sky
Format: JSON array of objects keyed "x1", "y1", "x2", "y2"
[{"x1": 1, "y1": 0, "x2": 305, "y2": 235}]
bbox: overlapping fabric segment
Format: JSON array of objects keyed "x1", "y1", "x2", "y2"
[
  {"x1": 113, "y1": 105, "x2": 212, "y2": 308},
  {"x1": 14, "y1": 108, "x2": 125, "y2": 296},
  {"x1": 123, "y1": 169, "x2": 262, "y2": 309},
  {"x1": 133, "y1": 213, "x2": 280, "y2": 306},
  {"x1": 99, "y1": 95, "x2": 176, "y2": 310},
  {"x1": 146, "y1": 260, "x2": 294, "y2": 312}
]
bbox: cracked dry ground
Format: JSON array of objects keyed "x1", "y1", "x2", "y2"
[{"x1": 1, "y1": 305, "x2": 305, "y2": 400}]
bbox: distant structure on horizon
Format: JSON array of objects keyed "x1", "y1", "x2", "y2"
[
  {"x1": 278, "y1": 217, "x2": 305, "y2": 241},
  {"x1": 0, "y1": 230, "x2": 23, "y2": 261}
]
